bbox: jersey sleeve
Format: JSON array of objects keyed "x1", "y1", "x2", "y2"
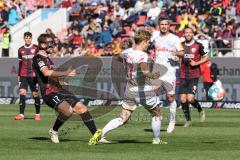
[
  {"x1": 199, "y1": 43, "x2": 207, "y2": 56},
  {"x1": 34, "y1": 45, "x2": 39, "y2": 54},
  {"x1": 33, "y1": 57, "x2": 47, "y2": 71},
  {"x1": 18, "y1": 48, "x2": 22, "y2": 61},
  {"x1": 120, "y1": 49, "x2": 128, "y2": 59},
  {"x1": 175, "y1": 36, "x2": 184, "y2": 51}
]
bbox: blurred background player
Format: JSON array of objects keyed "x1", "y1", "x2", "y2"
[
  {"x1": 179, "y1": 27, "x2": 209, "y2": 127},
  {"x1": 1, "y1": 27, "x2": 11, "y2": 57},
  {"x1": 89, "y1": 29, "x2": 167, "y2": 145},
  {"x1": 15, "y1": 32, "x2": 41, "y2": 121},
  {"x1": 152, "y1": 17, "x2": 184, "y2": 133},
  {"x1": 32, "y1": 34, "x2": 98, "y2": 143},
  {"x1": 201, "y1": 61, "x2": 219, "y2": 108}
]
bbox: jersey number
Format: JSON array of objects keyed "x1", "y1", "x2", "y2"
[{"x1": 52, "y1": 95, "x2": 61, "y2": 104}]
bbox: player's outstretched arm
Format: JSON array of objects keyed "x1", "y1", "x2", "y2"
[
  {"x1": 139, "y1": 62, "x2": 160, "y2": 79},
  {"x1": 41, "y1": 66, "x2": 76, "y2": 77}
]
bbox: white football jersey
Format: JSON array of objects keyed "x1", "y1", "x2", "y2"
[
  {"x1": 120, "y1": 48, "x2": 149, "y2": 85},
  {"x1": 152, "y1": 32, "x2": 183, "y2": 70}
]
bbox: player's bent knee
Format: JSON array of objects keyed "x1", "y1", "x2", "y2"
[
  {"x1": 57, "y1": 101, "x2": 73, "y2": 120},
  {"x1": 167, "y1": 95, "x2": 175, "y2": 103},
  {"x1": 120, "y1": 109, "x2": 132, "y2": 123},
  {"x1": 73, "y1": 102, "x2": 88, "y2": 114},
  {"x1": 19, "y1": 89, "x2": 27, "y2": 95},
  {"x1": 180, "y1": 97, "x2": 187, "y2": 103},
  {"x1": 187, "y1": 97, "x2": 195, "y2": 103},
  {"x1": 180, "y1": 95, "x2": 187, "y2": 103},
  {"x1": 32, "y1": 91, "x2": 39, "y2": 97},
  {"x1": 151, "y1": 106, "x2": 160, "y2": 117},
  {"x1": 119, "y1": 116, "x2": 129, "y2": 124},
  {"x1": 187, "y1": 95, "x2": 195, "y2": 103}
]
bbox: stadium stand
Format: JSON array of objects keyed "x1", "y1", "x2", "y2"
[{"x1": 0, "y1": 0, "x2": 239, "y2": 57}]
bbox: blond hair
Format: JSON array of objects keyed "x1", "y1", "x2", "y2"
[{"x1": 134, "y1": 29, "x2": 152, "y2": 45}]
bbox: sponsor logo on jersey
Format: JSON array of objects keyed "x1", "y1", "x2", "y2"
[
  {"x1": 22, "y1": 55, "x2": 34, "y2": 59},
  {"x1": 31, "y1": 49, "x2": 36, "y2": 54},
  {"x1": 184, "y1": 54, "x2": 195, "y2": 59},
  {"x1": 38, "y1": 61, "x2": 45, "y2": 68},
  {"x1": 191, "y1": 47, "x2": 196, "y2": 53}
]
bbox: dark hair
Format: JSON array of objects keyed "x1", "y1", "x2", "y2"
[
  {"x1": 184, "y1": 26, "x2": 194, "y2": 32},
  {"x1": 121, "y1": 38, "x2": 133, "y2": 50},
  {"x1": 159, "y1": 16, "x2": 169, "y2": 22},
  {"x1": 37, "y1": 34, "x2": 48, "y2": 44},
  {"x1": 24, "y1": 32, "x2": 32, "y2": 37}
]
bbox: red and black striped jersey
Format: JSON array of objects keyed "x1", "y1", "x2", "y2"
[
  {"x1": 18, "y1": 44, "x2": 38, "y2": 77},
  {"x1": 180, "y1": 41, "x2": 207, "y2": 79},
  {"x1": 32, "y1": 53, "x2": 59, "y2": 98}
]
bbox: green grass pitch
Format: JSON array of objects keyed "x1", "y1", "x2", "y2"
[{"x1": 0, "y1": 104, "x2": 240, "y2": 160}]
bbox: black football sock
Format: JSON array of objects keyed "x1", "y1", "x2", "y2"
[
  {"x1": 181, "y1": 102, "x2": 191, "y2": 121},
  {"x1": 53, "y1": 118, "x2": 64, "y2": 132},
  {"x1": 80, "y1": 111, "x2": 97, "y2": 135},
  {"x1": 19, "y1": 95, "x2": 26, "y2": 115},
  {"x1": 34, "y1": 96, "x2": 41, "y2": 114},
  {"x1": 190, "y1": 100, "x2": 202, "y2": 112}
]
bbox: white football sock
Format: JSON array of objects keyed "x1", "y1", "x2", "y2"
[
  {"x1": 169, "y1": 101, "x2": 177, "y2": 123},
  {"x1": 152, "y1": 116, "x2": 161, "y2": 141},
  {"x1": 102, "y1": 117, "x2": 124, "y2": 137}
]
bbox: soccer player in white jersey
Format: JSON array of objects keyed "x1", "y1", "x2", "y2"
[
  {"x1": 89, "y1": 29, "x2": 167, "y2": 145},
  {"x1": 152, "y1": 17, "x2": 184, "y2": 133}
]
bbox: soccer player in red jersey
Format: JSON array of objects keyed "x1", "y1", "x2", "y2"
[
  {"x1": 32, "y1": 34, "x2": 98, "y2": 143},
  {"x1": 179, "y1": 27, "x2": 209, "y2": 127},
  {"x1": 15, "y1": 32, "x2": 41, "y2": 121}
]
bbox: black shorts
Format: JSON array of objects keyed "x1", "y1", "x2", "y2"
[
  {"x1": 19, "y1": 77, "x2": 38, "y2": 92},
  {"x1": 179, "y1": 78, "x2": 199, "y2": 95},
  {"x1": 44, "y1": 92, "x2": 79, "y2": 109}
]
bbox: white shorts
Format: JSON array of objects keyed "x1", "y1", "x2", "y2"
[
  {"x1": 122, "y1": 96, "x2": 160, "y2": 111},
  {"x1": 122, "y1": 83, "x2": 161, "y2": 111},
  {"x1": 159, "y1": 69, "x2": 176, "y2": 95}
]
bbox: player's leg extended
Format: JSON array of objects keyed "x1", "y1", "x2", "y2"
[
  {"x1": 187, "y1": 94, "x2": 205, "y2": 123},
  {"x1": 89, "y1": 108, "x2": 132, "y2": 145},
  {"x1": 73, "y1": 102, "x2": 97, "y2": 135},
  {"x1": 102, "y1": 108, "x2": 132, "y2": 137},
  {"x1": 166, "y1": 94, "x2": 177, "y2": 133},
  {"x1": 180, "y1": 94, "x2": 192, "y2": 127},
  {"x1": 49, "y1": 101, "x2": 74, "y2": 143}
]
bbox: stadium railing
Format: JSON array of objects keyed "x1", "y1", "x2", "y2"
[{"x1": 209, "y1": 38, "x2": 240, "y2": 57}]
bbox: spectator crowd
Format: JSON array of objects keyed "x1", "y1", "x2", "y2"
[{"x1": 0, "y1": 0, "x2": 240, "y2": 57}]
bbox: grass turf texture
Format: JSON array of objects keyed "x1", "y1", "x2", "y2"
[{"x1": 0, "y1": 104, "x2": 239, "y2": 160}]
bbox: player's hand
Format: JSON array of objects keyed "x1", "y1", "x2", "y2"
[
  {"x1": 173, "y1": 56, "x2": 180, "y2": 62},
  {"x1": 17, "y1": 76, "x2": 20, "y2": 82},
  {"x1": 190, "y1": 60, "x2": 198, "y2": 66},
  {"x1": 66, "y1": 66, "x2": 76, "y2": 77},
  {"x1": 152, "y1": 72, "x2": 160, "y2": 79}
]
